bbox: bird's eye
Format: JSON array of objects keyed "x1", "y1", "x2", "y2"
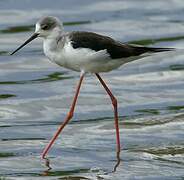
[{"x1": 42, "y1": 25, "x2": 49, "y2": 30}]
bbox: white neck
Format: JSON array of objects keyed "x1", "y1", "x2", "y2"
[{"x1": 43, "y1": 27, "x2": 64, "y2": 51}]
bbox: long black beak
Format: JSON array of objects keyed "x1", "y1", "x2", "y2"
[{"x1": 10, "y1": 33, "x2": 39, "y2": 55}]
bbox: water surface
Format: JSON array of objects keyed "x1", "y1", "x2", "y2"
[{"x1": 0, "y1": 0, "x2": 184, "y2": 179}]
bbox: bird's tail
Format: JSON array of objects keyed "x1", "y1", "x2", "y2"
[
  {"x1": 129, "y1": 44, "x2": 175, "y2": 56},
  {"x1": 143, "y1": 47, "x2": 175, "y2": 53}
]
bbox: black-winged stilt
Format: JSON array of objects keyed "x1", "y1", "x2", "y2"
[{"x1": 11, "y1": 16, "x2": 174, "y2": 161}]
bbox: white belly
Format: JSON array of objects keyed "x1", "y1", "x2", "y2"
[{"x1": 44, "y1": 41, "x2": 132, "y2": 73}]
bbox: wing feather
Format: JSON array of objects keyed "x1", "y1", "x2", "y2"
[{"x1": 69, "y1": 31, "x2": 174, "y2": 59}]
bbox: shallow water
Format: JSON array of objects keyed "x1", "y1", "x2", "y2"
[{"x1": 0, "y1": 0, "x2": 184, "y2": 179}]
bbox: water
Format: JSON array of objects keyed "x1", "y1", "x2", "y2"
[{"x1": 0, "y1": 0, "x2": 184, "y2": 179}]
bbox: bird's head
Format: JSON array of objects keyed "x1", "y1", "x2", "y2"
[
  {"x1": 36, "y1": 16, "x2": 63, "y2": 38},
  {"x1": 11, "y1": 16, "x2": 63, "y2": 55}
]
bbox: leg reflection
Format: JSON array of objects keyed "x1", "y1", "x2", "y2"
[
  {"x1": 42, "y1": 157, "x2": 52, "y2": 175},
  {"x1": 113, "y1": 151, "x2": 121, "y2": 172},
  {"x1": 45, "y1": 158, "x2": 52, "y2": 170}
]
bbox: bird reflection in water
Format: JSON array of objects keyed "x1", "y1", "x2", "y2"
[
  {"x1": 42, "y1": 157, "x2": 52, "y2": 176},
  {"x1": 41, "y1": 151, "x2": 121, "y2": 176},
  {"x1": 113, "y1": 151, "x2": 121, "y2": 172}
]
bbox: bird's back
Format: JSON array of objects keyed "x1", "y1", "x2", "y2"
[{"x1": 69, "y1": 31, "x2": 173, "y2": 59}]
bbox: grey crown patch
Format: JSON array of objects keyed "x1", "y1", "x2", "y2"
[{"x1": 39, "y1": 16, "x2": 58, "y2": 30}]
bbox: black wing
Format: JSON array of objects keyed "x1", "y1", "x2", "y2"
[{"x1": 69, "y1": 31, "x2": 174, "y2": 59}]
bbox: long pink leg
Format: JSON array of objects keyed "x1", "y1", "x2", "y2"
[
  {"x1": 41, "y1": 73, "x2": 85, "y2": 159},
  {"x1": 95, "y1": 73, "x2": 121, "y2": 153}
]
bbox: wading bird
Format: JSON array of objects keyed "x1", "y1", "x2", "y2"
[{"x1": 11, "y1": 16, "x2": 173, "y2": 161}]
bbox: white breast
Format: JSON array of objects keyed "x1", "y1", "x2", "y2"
[
  {"x1": 44, "y1": 38, "x2": 113, "y2": 72},
  {"x1": 43, "y1": 37, "x2": 131, "y2": 73}
]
